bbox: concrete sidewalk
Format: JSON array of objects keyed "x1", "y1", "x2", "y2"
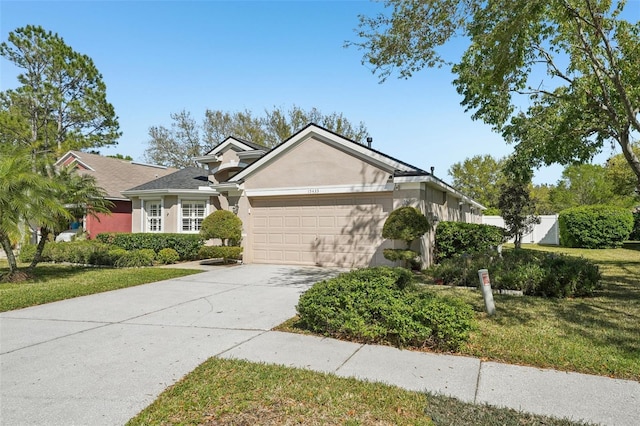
[{"x1": 1, "y1": 264, "x2": 638, "y2": 425}]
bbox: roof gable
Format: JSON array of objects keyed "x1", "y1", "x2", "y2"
[
  {"x1": 204, "y1": 137, "x2": 267, "y2": 157},
  {"x1": 229, "y1": 123, "x2": 424, "y2": 183}
]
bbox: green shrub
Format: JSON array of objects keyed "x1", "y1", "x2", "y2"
[
  {"x1": 559, "y1": 205, "x2": 634, "y2": 248},
  {"x1": 382, "y1": 207, "x2": 430, "y2": 268},
  {"x1": 200, "y1": 210, "x2": 242, "y2": 246},
  {"x1": 157, "y1": 248, "x2": 180, "y2": 264},
  {"x1": 630, "y1": 211, "x2": 640, "y2": 241},
  {"x1": 197, "y1": 245, "x2": 243, "y2": 262},
  {"x1": 114, "y1": 249, "x2": 155, "y2": 268},
  {"x1": 17, "y1": 244, "x2": 37, "y2": 263},
  {"x1": 427, "y1": 250, "x2": 602, "y2": 298},
  {"x1": 435, "y1": 222, "x2": 505, "y2": 261},
  {"x1": 382, "y1": 206, "x2": 430, "y2": 246},
  {"x1": 25, "y1": 241, "x2": 114, "y2": 265},
  {"x1": 296, "y1": 267, "x2": 474, "y2": 351},
  {"x1": 107, "y1": 248, "x2": 128, "y2": 266},
  {"x1": 96, "y1": 233, "x2": 203, "y2": 260}
]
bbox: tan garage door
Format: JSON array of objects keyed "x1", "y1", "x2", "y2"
[{"x1": 250, "y1": 193, "x2": 393, "y2": 267}]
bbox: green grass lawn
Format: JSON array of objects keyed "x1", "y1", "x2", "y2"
[
  {"x1": 127, "y1": 357, "x2": 589, "y2": 426},
  {"x1": 0, "y1": 263, "x2": 201, "y2": 312},
  {"x1": 278, "y1": 245, "x2": 640, "y2": 381},
  {"x1": 426, "y1": 245, "x2": 640, "y2": 381}
]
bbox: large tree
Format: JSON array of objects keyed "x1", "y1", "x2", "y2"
[
  {"x1": 0, "y1": 26, "x2": 119, "y2": 280},
  {"x1": 352, "y1": 0, "x2": 640, "y2": 192},
  {"x1": 0, "y1": 25, "x2": 120, "y2": 162},
  {"x1": 448, "y1": 154, "x2": 505, "y2": 209},
  {"x1": 144, "y1": 105, "x2": 370, "y2": 168}
]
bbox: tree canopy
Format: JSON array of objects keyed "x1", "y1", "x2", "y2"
[
  {"x1": 144, "y1": 106, "x2": 370, "y2": 168},
  {"x1": 0, "y1": 25, "x2": 120, "y2": 160},
  {"x1": 352, "y1": 0, "x2": 640, "y2": 192},
  {"x1": 448, "y1": 154, "x2": 505, "y2": 209}
]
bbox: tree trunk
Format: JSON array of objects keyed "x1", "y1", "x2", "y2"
[
  {"x1": 28, "y1": 227, "x2": 49, "y2": 271},
  {"x1": 619, "y1": 132, "x2": 640, "y2": 194},
  {"x1": 0, "y1": 232, "x2": 19, "y2": 274},
  {"x1": 514, "y1": 233, "x2": 522, "y2": 250}
]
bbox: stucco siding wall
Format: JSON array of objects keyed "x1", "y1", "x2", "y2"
[
  {"x1": 131, "y1": 198, "x2": 142, "y2": 233},
  {"x1": 244, "y1": 136, "x2": 390, "y2": 190},
  {"x1": 163, "y1": 196, "x2": 178, "y2": 233}
]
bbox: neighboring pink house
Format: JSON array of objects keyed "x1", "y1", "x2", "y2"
[{"x1": 55, "y1": 151, "x2": 177, "y2": 238}]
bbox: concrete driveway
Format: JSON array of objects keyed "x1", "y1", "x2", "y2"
[{"x1": 0, "y1": 264, "x2": 341, "y2": 426}]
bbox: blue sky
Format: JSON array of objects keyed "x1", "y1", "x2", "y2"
[{"x1": 1, "y1": 0, "x2": 627, "y2": 185}]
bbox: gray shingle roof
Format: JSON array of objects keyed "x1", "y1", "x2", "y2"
[{"x1": 125, "y1": 167, "x2": 209, "y2": 191}]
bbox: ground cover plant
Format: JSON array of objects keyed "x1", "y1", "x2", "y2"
[
  {"x1": 296, "y1": 267, "x2": 475, "y2": 351},
  {"x1": 427, "y1": 250, "x2": 602, "y2": 297},
  {"x1": 127, "y1": 357, "x2": 589, "y2": 426},
  {"x1": 0, "y1": 263, "x2": 200, "y2": 312},
  {"x1": 425, "y1": 245, "x2": 640, "y2": 381}
]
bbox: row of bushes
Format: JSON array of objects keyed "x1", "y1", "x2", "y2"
[
  {"x1": 427, "y1": 250, "x2": 602, "y2": 298},
  {"x1": 296, "y1": 267, "x2": 475, "y2": 351},
  {"x1": 95, "y1": 233, "x2": 203, "y2": 260},
  {"x1": 18, "y1": 241, "x2": 183, "y2": 267}
]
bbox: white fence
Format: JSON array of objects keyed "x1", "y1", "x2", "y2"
[{"x1": 482, "y1": 215, "x2": 560, "y2": 245}]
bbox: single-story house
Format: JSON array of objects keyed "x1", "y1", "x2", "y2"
[
  {"x1": 123, "y1": 124, "x2": 484, "y2": 267},
  {"x1": 55, "y1": 151, "x2": 177, "y2": 238}
]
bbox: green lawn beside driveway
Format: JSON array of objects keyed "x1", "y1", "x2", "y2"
[
  {"x1": 426, "y1": 245, "x2": 640, "y2": 381},
  {"x1": 0, "y1": 263, "x2": 201, "y2": 312},
  {"x1": 127, "y1": 357, "x2": 590, "y2": 426}
]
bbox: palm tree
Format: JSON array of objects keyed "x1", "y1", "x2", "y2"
[
  {"x1": 28, "y1": 165, "x2": 114, "y2": 271},
  {"x1": 0, "y1": 145, "x2": 68, "y2": 280}
]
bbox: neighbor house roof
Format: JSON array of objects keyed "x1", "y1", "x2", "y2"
[
  {"x1": 122, "y1": 167, "x2": 216, "y2": 195},
  {"x1": 55, "y1": 151, "x2": 177, "y2": 201}
]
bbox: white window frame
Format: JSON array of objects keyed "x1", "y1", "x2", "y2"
[
  {"x1": 142, "y1": 199, "x2": 164, "y2": 233},
  {"x1": 178, "y1": 198, "x2": 208, "y2": 233}
]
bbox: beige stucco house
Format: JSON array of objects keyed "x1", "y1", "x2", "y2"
[{"x1": 123, "y1": 124, "x2": 483, "y2": 267}]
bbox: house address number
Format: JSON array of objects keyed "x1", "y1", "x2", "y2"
[{"x1": 308, "y1": 188, "x2": 320, "y2": 194}]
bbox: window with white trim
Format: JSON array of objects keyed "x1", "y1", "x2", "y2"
[
  {"x1": 146, "y1": 200, "x2": 163, "y2": 232},
  {"x1": 181, "y1": 200, "x2": 206, "y2": 232}
]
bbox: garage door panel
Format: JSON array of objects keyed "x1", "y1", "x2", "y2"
[{"x1": 250, "y1": 193, "x2": 393, "y2": 267}]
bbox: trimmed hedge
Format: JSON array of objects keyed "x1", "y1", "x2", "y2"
[
  {"x1": 296, "y1": 267, "x2": 475, "y2": 351},
  {"x1": 19, "y1": 241, "x2": 114, "y2": 265},
  {"x1": 96, "y1": 233, "x2": 203, "y2": 260},
  {"x1": 559, "y1": 205, "x2": 634, "y2": 248},
  {"x1": 427, "y1": 250, "x2": 602, "y2": 298},
  {"x1": 630, "y1": 211, "x2": 640, "y2": 241},
  {"x1": 198, "y1": 246, "x2": 243, "y2": 262},
  {"x1": 435, "y1": 222, "x2": 505, "y2": 262}
]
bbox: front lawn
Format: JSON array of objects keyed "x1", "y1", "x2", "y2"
[
  {"x1": 127, "y1": 357, "x2": 588, "y2": 426},
  {"x1": 280, "y1": 245, "x2": 640, "y2": 381},
  {"x1": 0, "y1": 263, "x2": 201, "y2": 312},
  {"x1": 427, "y1": 245, "x2": 640, "y2": 381}
]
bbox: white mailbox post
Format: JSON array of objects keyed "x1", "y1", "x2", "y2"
[{"x1": 478, "y1": 269, "x2": 496, "y2": 316}]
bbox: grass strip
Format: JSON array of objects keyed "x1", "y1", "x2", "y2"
[
  {"x1": 127, "y1": 357, "x2": 589, "y2": 426},
  {"x1": 0, "y1": 264, "x2": 201, "y2": 312}
]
